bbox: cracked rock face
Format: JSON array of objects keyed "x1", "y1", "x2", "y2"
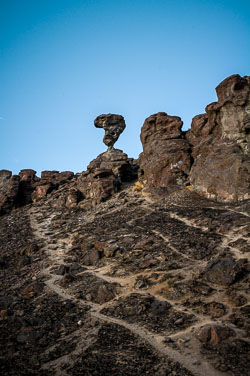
[
  {"x1": 0, "y1": 170, "x2": 20, "y2": 215},
  {"x1": 94, "y1": 113, "x2": 126, "y2": 149},
  {"x1": 187, "y1": 74, "x2": 250, "y2": 202},
  {"x1": 139, "y1": 112, "x2": 191, "y2": 187},
  {"x1": 139, "y1": 75, "x2": 250, "y2": 203}
]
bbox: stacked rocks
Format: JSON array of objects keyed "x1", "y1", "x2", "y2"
[{"x1": 78, "y1": 114, "x2": 138, "y2": 206}]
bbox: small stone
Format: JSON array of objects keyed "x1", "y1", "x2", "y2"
[
  {"x1": 0, "y1": 309, "x2": 7, "y2": 318},
  {"x1": 56, "y1": 264, "x2": 69, "y2": 275},
  {"x1": 164, "y1": 337, "x2": 174, "y2": 343},
  {"x1": 174, "y1": 318, "x2": 184, "y2": 325},
  {"x1": 192, "y1": 360, "x2": 201, "y2": 366}
]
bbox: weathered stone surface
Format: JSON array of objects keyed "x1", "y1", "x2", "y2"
[
  {"x1": 139, "y1": 112, "x2": 191, "y2": 187},
  {"x1": 187, "y1": 74, "x2": 250, "y2": 202},
  {"x1": 81, "y1": 248, "x2": 102, "y2": 266},
  {"x1": 65, "y1": 188, "x2": 80, "y2": 208},
  {"x1": 32, "y1": 170, "x2": 74, "y2": 201},
  {"x1": 88, "y1": 148, "x2": 138, "y2": 182},
  {"x1": 202, "y1": 258, "x2": 245, "y2": 286},
  {"x1": 78, "y1": 168, "x2": 118, "y2": 206},
  {"x1": 94, "y1": 113, "x2": 126, "y2": 149},
  {"x1": 196, "y1": 324, "x2": 236, "y2": 346},
  {"x1": 78, "y1": 149, "x2": 138, "y2": 205},
  {"x1": 20, "y1": 282, "x2": 45, "y2": 299},
  {"x1": 18, "y1": 169, "x2": 39, "y2": 204},
  {"x1": 0, "y1": 170, "x2": 20, "y2": 215},
  {"x1": 0, "y1": 169, "x2": 12, "y2": 188}
]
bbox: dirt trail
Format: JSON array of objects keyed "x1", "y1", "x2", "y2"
[{"x1": 28, "y1": 201, "x2": 239, "y2": 376}]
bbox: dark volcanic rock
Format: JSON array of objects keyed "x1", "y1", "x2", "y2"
[
  {"x1": 196, "y1": 324, "x2": 236, "y2": 345},
  {"x1": 78, "y1": 148, "x2": 138, "y2": 205},
  {"x1": 78, "y1": 168, "x2": 118, "y2": 206},
  {"x1": 18, "y1": 169, "x2": 39, "y2": 204},
  {"x1": 139, "y1": 112, "x2": 191, "y2": 187},
  {"x1": 0, "y1": 170, "x2": 20, "y2": 215},
  {"x1": 32, "y1": 170, "x2": 74, "y2": 201},
  {"x1": 187, "y1": 74, "x2": 250, "y2": 202},
  {"x1": 87, "y1": 148, "x2": 138, "y2": 182},
  {"x1": 202, "y1": 258, "x2": 245, "y2": 286},
  {"x1": 94, "y1": 113, "x2": 126, "y2": 149}
]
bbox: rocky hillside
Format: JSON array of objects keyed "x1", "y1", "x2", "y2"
[{"x1": 0, "y1": 74, "x2": 249, "y2": 375}]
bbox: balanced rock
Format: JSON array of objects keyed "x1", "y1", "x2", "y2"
[
  {"x1": 94, "y1": 113, "x2": 126, "y2": 149},
  {"x1": 139, "y1": 112, "x2": 191, "y2": 187},
  {"x1": 187, "y1": 74, "x2": 250, "y2": 202}
]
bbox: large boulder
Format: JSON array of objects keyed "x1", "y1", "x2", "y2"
[
  {"x1": 139, "y1": 112, "x2": 191, "y2": 187},
  {"x1": 187, "y1": 74, "x2": 250, "y2": 202},
  {"x1": 196, "y1": 324, "x2": 236, "y2": 346}
]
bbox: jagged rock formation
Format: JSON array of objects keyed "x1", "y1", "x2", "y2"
[
  {"x1": 78, "y1": 149, "x2": 138, "y2": 206},
  {"x1": 0, "y1": 170, "x2": 20, "y2": 215},
  {"x1": 94, "y1": 113, "x2": 126, "y2": 149},
  {"x1": 187, "y1": 74, "x2": 250, "y2": 202},
  {"x1": 139, "y1": 112, "x2": 191, "y2": 187},
  {"x1": 139, "y1": 74, "x2": 250, "y2": 202},
  {"x1": 32, "y1": 170, "x2": 74, "y2": 202},
  {"x1": 18, "y1": 169, "x2": 39, "y2": 205},
  {"x1": 1, "y1": 75, "x2": 249, "y2": 217}
]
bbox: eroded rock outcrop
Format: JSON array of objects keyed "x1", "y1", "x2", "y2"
[
  {"x1": 78, "y1": 148, "x2": 138, "y2": 206},
  {"x1": 139, "y1": 74, "x2": 249, "y2": 202},
  {"x1": 187, "y1": 74, "x2": 250, "y2": 202},
  {"x1": 1, "y1": 74, "x2": 249, "y2": 215},
  {"x1": 0, "y1": 170, "x2": 20, "y2": 215},
  {"x1": 18, "y1": 169, "x2": 39, "y2": 205},
  {"x1": 32, "y1": 170, "x2": 74, "y2": 201},
  {"x1": 139, "y1": 112, "x2": 191, "y2": 187}
]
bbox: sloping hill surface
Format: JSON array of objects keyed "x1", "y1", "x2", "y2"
[{"x1": 0, "y1": 185, "x2": 249, "y2": 375}]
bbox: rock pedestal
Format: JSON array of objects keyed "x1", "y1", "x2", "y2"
[{"x1": 78, "y1": 149, "x2": 138, "y2": 206}]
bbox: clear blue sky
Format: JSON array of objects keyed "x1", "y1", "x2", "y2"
[{"x1": 1, "y1": 0, "x2": 249, "y2": 176}]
